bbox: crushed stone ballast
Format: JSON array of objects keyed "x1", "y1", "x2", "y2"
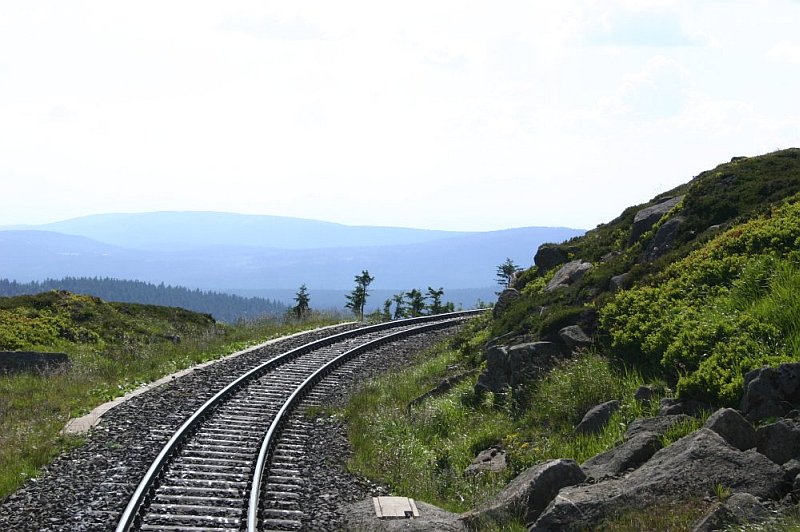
[{"x1": 112, "y1": 310, "x2": 482, "y2": 531}]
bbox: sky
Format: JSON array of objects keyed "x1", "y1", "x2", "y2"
[{"x1": 1, "y1": 1, "x2": 799, "y2": 232}]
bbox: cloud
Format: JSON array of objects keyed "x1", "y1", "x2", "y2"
[
  {"x1": 600, "y1": 56, "x2": 694, "y2": 120},
  {"x1": 586, "y1": 8, "x2": 702, "y2": 47},
  {"x1": 768, "y1": 41, "x2": 800, "y2": 63},
  {"x1": 219, "y1": 15, "x2": 326, "y2": 41}
]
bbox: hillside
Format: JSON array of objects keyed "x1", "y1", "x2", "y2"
[
  {"x1": 339, "y1": 148, "x2": 800, "y2": 530},
  {"x1": 0, "y1": 290, "x2": 217, "y2": 352},
  {"x1": 493, "y1": 148, "x2": 800, "y2": 403},
  {"x1": 0, "y1": 277, "x2": 286, "y2": 323}
]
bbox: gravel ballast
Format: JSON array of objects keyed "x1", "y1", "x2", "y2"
[{"x1": 0, "y1": 322, "x2": 464, "y2": 531}]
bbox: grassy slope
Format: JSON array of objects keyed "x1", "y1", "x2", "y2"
[
  {"x1": 494, "y1": 148, "x2": 800, "y2": 402},
  {"x1": 339, "y1": 148, "x2": 800, "y2": 530},
  {"x1": 0, "y1": 290, "x2": 342, "y2": 498}
]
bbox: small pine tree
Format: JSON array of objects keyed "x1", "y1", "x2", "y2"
[
  {"x1": 392, "y1": 292, "x2": 406, "y2": 320},
  {"x1": 344, "y1": 270, "x2": 375, "y2": 320},
  {"x1": 406, "y1": 288, "x2": 426, "y2": 317},
  {"x1": 426, "y1": 286, "x2": 445, "y2": 314},
  {"x1": 293, "y1": 284, "x2": 311, "y2": 319},
  {"x1": 382, "y1": 299, "x2": 392, "y2": 321},
  {"x1": 496, "y1": 257, "x2": 522, "y2": 289}
]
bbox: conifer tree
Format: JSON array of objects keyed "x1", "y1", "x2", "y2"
[
  {"x1": 406, "y1": 288, "x2": 426, "y2": 317},
  {"x1": 293, "y1": 284, "x2": 311, "y2": 319},
  {"x1": 496, "y1": 257, "x2": 522, "y2": 288},
  {"x1": 426, "y1": 286, "x2": 445, "y2": 314},
  {"x1": 344, "y1": 270, "x2": 374, "y2": 320}
]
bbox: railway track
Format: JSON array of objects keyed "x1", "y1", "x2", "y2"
[{"x1": 115, "y1": 311, "x2": 483, "y2": 532}]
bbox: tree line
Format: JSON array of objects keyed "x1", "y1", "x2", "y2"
[
  {"x1": 0, "y1": 277, "x2": 287, "y2": 323},
  {"x1": 291, "y1": 269, "x2": 460, "y2": 322}
]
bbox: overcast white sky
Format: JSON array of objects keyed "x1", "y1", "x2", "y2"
[{"x1": 2, "y1": 1, "x2": 799, "y2": 231}]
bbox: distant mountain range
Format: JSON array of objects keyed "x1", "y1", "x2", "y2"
[{"x1": 0, "y1": 212, "x2": 585, "y2": 306}]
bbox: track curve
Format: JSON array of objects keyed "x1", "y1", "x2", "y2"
[{"x1": 116, "y1": 311, "x2": 483, "y2": 531}]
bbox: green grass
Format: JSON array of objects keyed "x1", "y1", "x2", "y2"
[
  {"x1": 0, "y1": 293, "x2": 345, "y2": 498},
  {"x1": 597, "y1": 498, "x2": 713, "y2": 531},
  {"x1": 341, "y1": 331, "x2": 664, "y2": 524},
  {"x1": 344, "y1": 341, "x2": 516, "y2": 512},
  {"x1": 601, "y1": 199, "x2": 800, "y2": 404}
]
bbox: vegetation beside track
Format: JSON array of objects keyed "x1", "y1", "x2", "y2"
[
  {"x1": 0, "y1": 290, "x2": 345, "y2": 498},
  {"x1": 340, "y1": 149, "x2": 800, "y2": 529}
]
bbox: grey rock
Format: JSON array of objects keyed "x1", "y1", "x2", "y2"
[
  {"x1": 600, "y1": 251, "x2": 621, "y2": 262},
  {"x1": 475, "y1": 342, "x2": 561, "y2": 396},
  {"x1": 531, "y1": 429, "x2": 786, "y2": 531},
  {"x1": 634, "y1": 385, "x2": 658, "y2": 403},
  {"x1": 756, "y1": 418, "x2": 800, "y2": 465},
  {"x1": 643, "y1": 216, "x2": 684, "y2": 261},
  {"x1": 692, "y1": 504, "x2": 738, "y2": 532},
  {"x1": 558, "y1": 325, "x2": 592, "y2": 350},
  {"x1": 464, "y1": 446, "x2": 507, "y2": 476},
  {"x1": 493, "y1": 288, "x2": 520, "y2": 319},
  {"x1": 659, "y1": 397, "x2": 707, "y2": 416},
  {"x1": 533, "y1": 244, "x2": 569, "y2": 272},
  {"x1": 629, "y1": 195, "x2": 684, "y2": 243},
  {"x1": 740, "y1": 363, "x2": 800, "y2": 422},
  {"x1": 463, "y1": 459, "x2": 585, "y2": 528},
  {"x1": 624, "y1": 414, "x2": 693, "y2": 440},
  {"x1": 342, "y1": 498, "x2": 466, "y2": 531},
  {"x1": 609, "y1": 273, "x2": 630, "y2": 291},
  {"x1": 575, "y1": 400, "x2": 621, "y2": 435},
  {"x1": 545, "y1": 260, "x2": 593, "y2": 292},
  {"x1": 581, "y1": 431, "x2": 662, "y2": 480},
  {"x1": 703, "y1": 408, "x2": 756, "y2": 451},
  {"x1": 725, "y1": 492, "x2": 767, "y2": 523},
  {"x1": 782, "y1": 458, "x2": 800, "y2": 481}
]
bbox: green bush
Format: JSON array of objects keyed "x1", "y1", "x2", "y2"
[{"x1": 601, "y1": 198, "x2": 800, "y2": 405}]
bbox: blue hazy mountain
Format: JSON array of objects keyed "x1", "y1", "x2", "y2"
[
  {"x1": 6, "y1": 211, "x2": 472, "y2": 250},
  {"x1": 0, "y1": 213, "x2": 585, "y2": 297}
]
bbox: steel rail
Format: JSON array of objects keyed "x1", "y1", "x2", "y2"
[
  {"x1": 246, "y1": 317, "x2": 464, "y2": 531},
  {"x1": 116, "y1": 309, "x2": 484, "y2": 532}
]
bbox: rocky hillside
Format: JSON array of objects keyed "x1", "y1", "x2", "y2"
[
  {"x1": 494, "y1": 148, "x2": 800, "y2": 402},
  {"x1": 458, "y1": 148, "x2": 800, "y2": 530}
]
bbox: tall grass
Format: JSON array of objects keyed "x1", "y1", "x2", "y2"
[
  {"x1": 0, "y1": 314, "x2": 344, "y2": 498},
  {"x1": 344, "y1": 342, "x2": 516, "y2": 512},
  {"x1": 342, "y1": 339, "x2": 661, "y2": 523}
]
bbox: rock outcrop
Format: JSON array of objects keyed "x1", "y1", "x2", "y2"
[
  {"x1": 493, "y1": 288, "x2": 520, "y2": 319},
  {"x1": 533, "y1": 244, "x2": 569, "y2": 272},
  {"x1": 462, "y1": 459, "x2": 585, "y2": 528},
  {"x1": 474, "y1": 342, "x2": 561, "y2": 396},
  {"x1": 545, "y1": 260, "x2": 593, "y2": 292},
  {"x1": 740, "y1": 363, "x2": 800, "y2": 421},
  {"x1": 755, "y1": 417, "x2": 800, "y2": 465},
  {"x1": 643, "y1": 216, "x2": 684, "y2": 261},
  {"x1": 703, "y1": 408, "x2": 756, "y2": 451},
  {"x1": 464, "y1": 446, "x2": 507, "y2": 476},
  {"x1": 558, "y1": 325, "x2": 592, "y2": 350},
  {"x1": 624, "y1": 414, "x2": 693, "y2": 440},
  {"x1": 629, "y1": 195, "x2": 684, "y2": 244},
  {"x1": 581, "y1": 431, "x2": 662, "y2": 480},
  {"x1": 575, "y1": 400, "x2": 620, "y2": 435},
  {"x1": 531, "y1": 429, "x2": 786, "y2": 530}
]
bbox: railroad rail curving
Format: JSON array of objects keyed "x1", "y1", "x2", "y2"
[{"x1": 116, "y1": 310, "x2": 484, "y2": 531}]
